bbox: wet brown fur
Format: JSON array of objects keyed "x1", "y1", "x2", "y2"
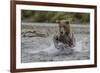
[{"x1": 53, "y1": 20, "x2": 75, "y2": 50}]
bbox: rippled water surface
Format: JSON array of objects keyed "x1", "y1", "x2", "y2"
[{"x1": 21, "y1": 23, "x2": 90, "y2": 63}]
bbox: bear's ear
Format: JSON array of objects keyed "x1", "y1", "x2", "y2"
[{"x1": 56, "y1": 20, "x2": 60, "y2": 23}]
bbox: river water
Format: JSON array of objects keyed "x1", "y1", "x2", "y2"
[{"x1": 21, "y1": 23, "x2": 90, "y2": 63}]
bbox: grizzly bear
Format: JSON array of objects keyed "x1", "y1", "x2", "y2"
[{"x1": 53, "y1": 20, "x2": 75, "y2": 53}]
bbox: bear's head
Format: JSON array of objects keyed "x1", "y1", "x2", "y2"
[{"x1": 56, "y1": 20, "x2": 70, "y2": 36}]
